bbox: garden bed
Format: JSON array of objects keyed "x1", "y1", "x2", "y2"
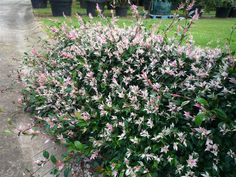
[{"x1": 33, "y1": 2, "x2": 236, "y2": 52}]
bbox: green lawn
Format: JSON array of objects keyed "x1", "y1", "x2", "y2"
[{"x1": 33, "y1": 3, "x2": 236, "y2": 52}]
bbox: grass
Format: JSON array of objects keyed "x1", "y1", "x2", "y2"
[{"x1": 33, "y1": 2, "x2": 236, "y2": 52}]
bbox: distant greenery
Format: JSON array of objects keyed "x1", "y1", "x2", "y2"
[
  {"x1": 38, "y1": 19, "x2": 236, "y2": 52},
  {"x1": 33, "y1": 2, "x2": 236, "y2": 52}
]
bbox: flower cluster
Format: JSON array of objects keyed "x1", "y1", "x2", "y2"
[{"x1": 21, "y1": 16, "x2": 236, "y2": 176}]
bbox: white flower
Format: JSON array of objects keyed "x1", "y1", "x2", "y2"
[
  {"x1": 201, "y1": 172, "x2": 210, "y2": 177},
  {"x1": 205, "y1": 138, "x2": 218, "y2": 156},
  {"x1": 151, "y1": 134, "x2": 163, "y2": 141},
  {"x1": 213, "y1": 163, "x2": 218, "y2": 171},
  {"x1": 118, "y1": 91, "x2": 125, "y2": 98},
  {"x1": 227, "y1": 149, "x2": 236, "y2": 158},
  {"x1": 182, "y1": 171, "x2": 196, "y2": 177},
  {"x1": 161, "y1": 145, "x2": 169, "y2": 153},
  {"x1": 229, "y1": 77, "x2": 236, "y2": 84},
  {"x1": 219, "y1": 123, "x2": 229, "y2": 135},
  {"x1": 140, "y1": 130, "x2": 150, "y2": 138},
  {"x1": 130, "y1": 137, "x2": 139, "y2": 144},
  {"x1": 118, "y1": 131, "x2": 126, "y2": 140},
  {"x1": 126, "y1": 149, "x2": 132, "y2": 158},
  {"x1": 177, "y1": 132, "x2": 187, "y2": 147},
  {"x1": 173, "y1": 142, "x2": 178, "y2": 151},
  {"x1": 167, "y1": 156, "x2": 173, "y2": 162},
  {"x1": 147, "y1": 119, "x2": 154, "y2": 129},
  {"x1": 176, "y1": 164, "x2": 184, "y2": 174},
  {"x1": 134, "y1": 116, "x2": 144, "y2": 126},
  {"x1": 125, "y1": 168, "x2": 132, "y2": 176},
  {"x1": 112, "y1": 170, "x2": 118, "y2": 177},
  {"x1": 221, "y1": 71, "x2": 228, "y2": 79}
]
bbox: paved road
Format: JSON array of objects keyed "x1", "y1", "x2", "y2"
[
  {"x1": 0, "y1": 0, "x2": 43, "y2": 176},
  {"x1": 0, "y1": 1, "x2": 64, "y2": 176}
]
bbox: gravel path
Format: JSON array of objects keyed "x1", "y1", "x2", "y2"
[{"x1": 0, "y1": 1, "x2": 56, "y2": 176}]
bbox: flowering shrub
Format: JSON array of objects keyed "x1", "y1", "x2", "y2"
[{"x1": 21, "y1": 11, "x2": 236, "y2": 177}]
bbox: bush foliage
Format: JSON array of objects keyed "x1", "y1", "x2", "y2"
[{"x1": 21, "y1": 9, "x2": 236, "y2": 177}]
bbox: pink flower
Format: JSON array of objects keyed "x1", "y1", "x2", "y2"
[
  {"x1": 156, "y1": 35, "x2": 164, "y2": 43},
  {"x1": 170, "y1": 61, "x2": 177, "y2": 67},
  {"x1": 90, "y1": 150, "x2": 99, "y2": 160},
  {"x1": 184, "y1": 111, "x2": 191, "y2": 119},
  {"x1": 187, "y1": 0, "x2": 196, "y2": 11},
  {"x1": 37, "y1": 73, "x2": 46, "y2": 86},
  {"x1": 230, "y1": 77, "x2": 236, "y2": 84},
  {"x1": 130, "y1": 5, "x2": 138, "y2": 15},
  {"x1": 131, "y1": 4, "x2": 138, "y2": 11},
  {"x1": 124, "y1": 158, "x2": 129, "y2": 164},
  {"x1": 106, "y1": 123, "x2": 113, "y2": 131},
  {"x1": 194, "y1": 103, "x2": 202, "y2": 109},
  {"x1": 134, "y1": 165, "x2": 141, "y2": 172},
  {"x1": 50, "y1": 27, "x2": 59, "y2": 33},
  {"x1": 31, "y1": 48, "x2": 39, "y2": 56},
  {"x1": 67, "y1": 30, "x2": 78, "y2": 40},
  {"x1": 221, "y1": 71, "x2": 228, "y2": 79},
  {"x1": 60, "y1": 52, "x2": 74, "y2": 59},
  {"x1": 195, "y1": 127, "x2": 211, "y2": 136},
  {"x1": 81, "y1": 112, "x2": 91, "y2": 121},
  {"x1": 96, "y1": 3, "x2": 102, "y2": 14},
  {"x1": 187, "y1": 155, "x2": 198, "y2": 168},
  {"x1": 56, "y1": 160, "x2": 64, "y2": 171},
  {"x1": 192, "y1": 9, "x2": 199, "y2": 20},
  {"x1": 162, "y1": 68, "x2": 175, "y2": 75},
  {"x1": 86, "y1": 71, "x2": 94, "y2": 78},
  {"x1": 152, "y1": 83, "x2": 161, "y2": 91},
  {"x1": 172, "y1": 93, "x2": 181, "y2": 98},
  {"x1": 177, "y1": 3, "x2": 185, "y2": 10},
  {"x1": 61, "y1": 24, "x2": 67, "y2": 33},
  {"x1": 112, "y1": 170, "x2": 118, "y2": 177}
]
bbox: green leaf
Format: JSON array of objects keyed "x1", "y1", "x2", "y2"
[
  {"x1": 75, "y1": 112, "x2": 81, "y2": 119},
  {"x1": 50, "y1": 155, "x2": 57, "y2": 164},
  {"x1": 77, "y1": 121, "x2": 88, "y2": 128},
  {"x1": 64, "y1": 167, "x2": 71, "y2": 177},
  {"x1": 145, "y1": 174, "x2": 153, "y2": 177},
  {"x1": 51, "y1": 168, "x2": 58, "y2": 175},
  {"x1": 196, "y1": 97, "x2": 209, "y2": 107},
  {"x1": 195, "y1": 112, "x2": 206, "y2": 126},
  {"x1": 119, "y1": 171, "x2": 125, "y2": 177},
  {"x1": 213, "y1": 108, "x2": 228, "y2": 121},
  {"x1": 43, "y1": 150, "x2": 49, "y2": 159},
  {"x1": 74, "y1": 141, "x2": 85, "y2": 151}
]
